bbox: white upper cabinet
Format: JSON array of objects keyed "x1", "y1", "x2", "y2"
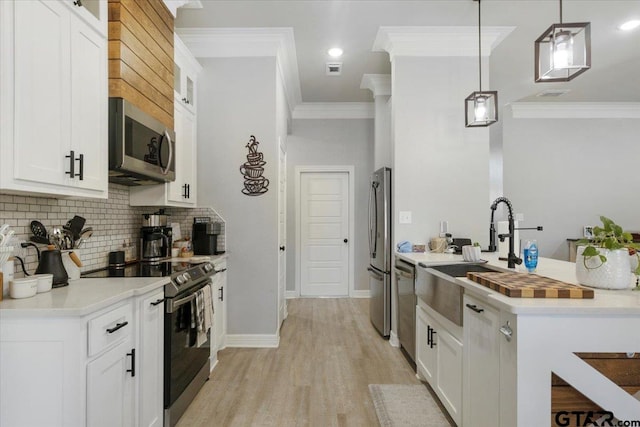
[
  {"x1": 130, "y1": 34, "x2": 201, "y2": 208},
  {"x1": 0, "y1": 0, "x2": 108, "y2": 199}
]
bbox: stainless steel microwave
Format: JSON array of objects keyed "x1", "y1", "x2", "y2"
[{"x1": 108, "y1": 98, "x2": 176, "y2": 185}]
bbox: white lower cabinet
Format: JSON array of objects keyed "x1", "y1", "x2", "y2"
[
  {"x1": 0, "y1": 288, "x2": 164, "y2": 427},
  {"x1": 416, "y1": 303, "x2": 463, "y2": 426},
  {"x1": 137, "y1": 291, "x2": 165, "y2": 427},
  {"x1": 210, "y1": 259, "x2": 227, "y2": 366},
  {"x1": 463, "y1": 293, "x2": 516, "y2": 427},
  {"x1": 87, "y1": 338, "x2": 135, "y2": 427}
]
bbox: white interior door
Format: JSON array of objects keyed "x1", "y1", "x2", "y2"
[
  {"x1": 300, "y1": 172, "x2": 350, "y2": 297},
  {"x1": 278, "y1": 140, "x2": 287, "y2": 327}
]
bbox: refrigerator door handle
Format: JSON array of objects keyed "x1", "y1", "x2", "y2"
[
  {"x1": 370, "y1": 182, "x2": 378, "y2": 258},
  {"x1": 368, "y1": 183, "x2": 374, "y2": 257}
]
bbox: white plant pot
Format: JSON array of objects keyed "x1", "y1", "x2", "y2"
[{"x1": 575, "y1": 246, "x2": 634, "y2": 290}]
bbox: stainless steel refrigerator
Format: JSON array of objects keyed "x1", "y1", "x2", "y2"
[{"x1": 368, "y1": 167, "x2": 391, "y2": 337}]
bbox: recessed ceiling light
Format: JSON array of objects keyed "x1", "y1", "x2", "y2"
[
  {"x1": 327, "y1": 47, "x2": 343, "y2": 58},
  {"x1": 618, "y1": 20, "x2": 640, "y2": 31}
]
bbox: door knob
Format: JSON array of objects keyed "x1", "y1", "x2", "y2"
[
  {"x1": 344, "y1": 238, "x2": 348, "y2": 243},
  {"x1": 279, "y1": 246, "x2": 285, "y2": 251}
]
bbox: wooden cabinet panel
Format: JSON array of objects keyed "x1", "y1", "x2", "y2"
[{"x1": 108, "y1": 0, "x2": 174, "y2": 129}]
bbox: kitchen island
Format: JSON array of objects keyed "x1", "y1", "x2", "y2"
[{"x1": 397, "y1": 252, "x2": 640, "y2": 427}]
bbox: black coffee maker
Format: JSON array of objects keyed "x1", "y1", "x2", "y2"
[
  {"x1": 192, "y1": 218, "x2": 221, "y2": 255},
  {"x1": 140, "y1": 226, "x2": 172, "y2": 261}
]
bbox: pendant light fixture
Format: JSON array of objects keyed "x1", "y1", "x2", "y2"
[
  {"x1": 534, "y1": 0, "x2": 591, "y2": 82},
  {"x1": 465, "y1": 0, "x2": 498, "y2": 128}
]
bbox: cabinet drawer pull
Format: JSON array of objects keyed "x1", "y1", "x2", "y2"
[
  {"x1": 73, "y1": 0, "x2": 83, "y2": 6},
  {"x1": 65, "y1": 150, "x2": 75, "y2": 178},
  {"x1": 76, "y1": 153, "x2": 84, "y2": 181},
  {"x1": 150, "y1": 298, "x2": 165, "y2": 306},
  {"x1": 126, "y1": 348, "x2": 136, "y2": 377},
  {"x1": 466, "y1": 303, "x2": 484, "y2": 314},
  {"x1": 106, "y1": 321, "x2": 128, "y2": 334},
  {"x1": 499, "y1": 321, "x2": 513, "y2": 342},
  {"x1": 218, "y1": 286, "x2": 224, "y2": 301}
]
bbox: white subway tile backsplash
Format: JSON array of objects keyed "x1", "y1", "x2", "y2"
[{"x1": 0, "y1": 184, "x2": 225, "y2": 278}]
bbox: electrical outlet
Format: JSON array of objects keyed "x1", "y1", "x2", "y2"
[{"x1": 399, "y1": 211, "x2": 412, "y2": 224}]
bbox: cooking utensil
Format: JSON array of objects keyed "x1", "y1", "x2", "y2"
[
  {"x1": 75, "y1": 227, "x2": 93, "y2": 248},
  {"x1": 30, "y1": 221, "x2": 48, "y2": 242},
  {"x1": 50, "y1": 228, "x2": 64, "y2": 250},
  {"x1": 65, "y1": 216, "x2": 86, "y2": 241}
]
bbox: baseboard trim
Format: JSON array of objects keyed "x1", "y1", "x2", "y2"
[
  {"x1": 225, "y1": 334, "x2": 280, "y2": 348},
  {"x1": 389, "y1": 330, "x2": 400, "y2": 348},
  {"x1": 350, "y1": 289, "x2": 370, "y2": 298},
  {"x1": 285, "y1": 290, "x2": 298, "y2": 299}
]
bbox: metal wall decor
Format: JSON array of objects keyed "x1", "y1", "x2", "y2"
[{"x1": 240, "y1": 135, "x2": 269, "y2": 196}]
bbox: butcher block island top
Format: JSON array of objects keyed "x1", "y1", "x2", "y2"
[
  {"x1": 397, "y1": 251, "x2": 640, "y2": 314},
  {"x1": 467, "y1": 271, "x2": 595, "y2": 299}
]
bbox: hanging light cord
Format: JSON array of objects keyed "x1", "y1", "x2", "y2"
[
  {"x1": 559, "y1": 0, "x2": 563, "y2": 24},
  {"x1": 477, "y1": 0, "x2": 482, "y2": 91}
]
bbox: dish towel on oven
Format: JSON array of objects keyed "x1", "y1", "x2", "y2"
[{"x1": 194, "y1": 284, "x2": 214, "y2": 347}]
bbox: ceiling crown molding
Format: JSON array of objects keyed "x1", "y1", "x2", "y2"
[
  {"x1": 372, "y1": 26, "x2": 515, "y2": 60},
  {"x1": 510, "y1": 102, "x2": 640, "y2": 119},
  {"x1": 176, "y1": 27, "x2": 302, "y2": 114},
  {"x1": 292, "y1": 102, "x2": 374, "y2": 120},
  {"x1": 360, "y1": 74, "x2": 391, "y2": 98}
]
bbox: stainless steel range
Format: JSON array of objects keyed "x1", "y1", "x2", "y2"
[{"x1": 83, "y1": 260, "x2": 218, "y2": 427}]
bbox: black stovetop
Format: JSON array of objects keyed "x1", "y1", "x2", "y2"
[{"x1": 81, "y1": 260, "x2": 196, "y2": 278}]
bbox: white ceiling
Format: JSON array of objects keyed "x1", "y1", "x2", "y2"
[{"x1": 175, "y1": 1, "x2": 640, "y2": 104}]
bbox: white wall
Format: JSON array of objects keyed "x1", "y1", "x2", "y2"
[
  {"x1": 197, "y1": 57, "x2": 279, "y2": 335},
  {"x1": 374, "y1": 95, "x2": 392, "y2": 169},
  {"x1": 285, "y1": 119, "x2": 374, "y2": 292},
  {"x1": 392, "y1": 56, "x2": 491, "y2": 248},
  {"x1": 503, "y1": 115, "x2": 640, "y2": 260}
]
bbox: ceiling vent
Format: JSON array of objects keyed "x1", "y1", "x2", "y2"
[
  {"x1": 536, "y1": 89, "x2": 571, "y2": 97},
  {"x1": 326, "y1": 62, "x2": 342, "y2": 76}
]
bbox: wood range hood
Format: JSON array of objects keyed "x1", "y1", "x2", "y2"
[{"x1": 108, "y1": 0, "x2": 174, "y2": 129}]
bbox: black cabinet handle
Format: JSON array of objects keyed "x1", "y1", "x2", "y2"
[
  {"x1": 187, "y1": 183, "x2": 190, "y2": 199},
  {"x1": 218, "y1": 286, "x2": 224, "y2": 301},
  {"x1": 65, "y1": 150, "x2": 75, "y2": 178},
  {"x1": 427, "y1": 325, "x2": 431, "y2": 346},
  {"x1": 73, "y1": 0, "x2": 82, "y2": 6},
  {"x1": 76, "y1": 153, "x2": 84, "y2": 181},
  {"x1": 466, "y1": 304, "x2": 485, "y2": 314},
  {"x1": 343, "y1": 238, "x2": 348, "y2": 243},
  {"x1": 126, "y1": 348, "x2": 135, "y2": 377},
  {"x1": 150, "y1": 298, "x2": 165, "y2": 306},
  {"x1": 106, "y1": 321, "x2": 128, "y2": 334},
  {"x1": 182, "y1": 97, "x2": 187, "y2": 104},
  {"x1": 430, "y1": 328, "x2": 437, "y2": 349},
  {"x1": 182, "y1": 184, "x2": 187, "y2": 198},
  {"x1": 279, "y1": 246, "x2": 285, "y2": 251}
]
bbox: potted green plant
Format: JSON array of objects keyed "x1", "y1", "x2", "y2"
[{"x1": 576, "y1": 216, "x2": 640, "y2": 290}]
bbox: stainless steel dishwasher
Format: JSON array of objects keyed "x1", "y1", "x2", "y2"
[{"x1": 394, "y1": 259, "x2": 416, "y2": 362}]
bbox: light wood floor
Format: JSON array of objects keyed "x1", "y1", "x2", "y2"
[{"x1": 176, "y1": 298, "x2": 422, "y2": 426}]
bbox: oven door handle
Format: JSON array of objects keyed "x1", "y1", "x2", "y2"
[{"x1": 166, "y1": 293, "x2": 196, "y2": 314}]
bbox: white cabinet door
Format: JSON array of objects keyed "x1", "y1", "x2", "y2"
[
  {"x1": 435, "y1": 327, "x2": 462, "y2": 426},
  {"x1": 86, "y1": 338, "x2": 135, "y2": 427},
  {"x1": 416, "y1": 305, "x2": 436, "y2": 384},
  {"x1": 138, "y1": 291, "x2": 165, "y2": 427},
  {"x1": 12, "y1": 0, "x2": 70, "y2": 188},
  {"x1": 463, "y1": 294, "x2": 501, "y2": 427},
  {"x1": 70, "y1": 14, "x2": 107, "y2": 193},
  {"x1": 1, "y1": 0, "x2": 108, "y2": 198},
  {"x1": 167, "y1": 102, "x2": 196, "y2": 206}
]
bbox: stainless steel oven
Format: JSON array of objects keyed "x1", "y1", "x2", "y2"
[
  {"x1": 109, "y1": 98, "x2": 176, "y2": 185},
  {"x1": 163, "y1": 262, "x2": 216, "y2": 427}
]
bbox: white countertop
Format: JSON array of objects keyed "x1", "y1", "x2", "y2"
[
  {"x1": 0, "y1": 277, "x2": 167, "y2": 318},
  {"x1": 397, "y1": 251, "x2": 640, "y2": 315}
]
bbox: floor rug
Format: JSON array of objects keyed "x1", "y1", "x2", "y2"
[{"x1": 368, "y1": 384, "x2": 451, "y2": 427}]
